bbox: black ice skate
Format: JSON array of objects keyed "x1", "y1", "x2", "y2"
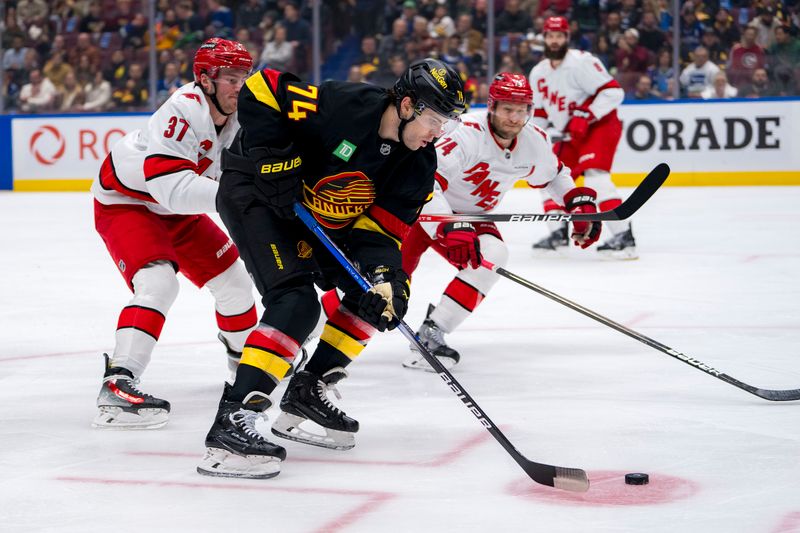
[
  {"x1": 531, "y1": 225, "x2": 568, "y2": 255},
  {"x1": 93, "y1": 354, "x2": 171, "y2": 430},
  {"x1": 597, "y1": 227, "x2": 638, "y2": 260},
  {"x1": 403, "y1": 304, "x2": 460, "y2": 372},
  {"x1": 271, "y1": 368, "x2": 358, "y2": 450},
  {"x1": 197, "y1": 383, "x2": 286, "y2": 479}
]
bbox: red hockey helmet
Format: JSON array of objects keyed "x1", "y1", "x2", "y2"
[
  {"x1": 543, "y1": 16, "x2": 570, "y2": 35},
  {"x1": 487, "y1": 73, "x2": 533, "y2": 110},
  {"x1": 193, "y1": 38, "x2": 253, "y2": 82}
]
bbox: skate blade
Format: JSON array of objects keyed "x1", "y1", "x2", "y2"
[
  {"x1": 597, "y1": 247, "x2": 639, "y2": 261},
  {"x1": 92, "y1": 406, "x2": 169, "y2": 430},
  {"x1": 196, "y1": 447, "x2": 281, "y2": 479},
  {"x1": 271, "y1": 413, "x2": 355, "y2": 450},
  {"x1": 402, "y1": 353, "x2": 457, "y2": 373}
]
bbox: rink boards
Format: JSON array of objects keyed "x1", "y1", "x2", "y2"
[{"x1": 1, "y1": 97, "x2": 799, "y2": 191}]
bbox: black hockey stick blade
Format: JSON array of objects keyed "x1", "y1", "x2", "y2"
[
  {"x1": 417, "y1": 162, "x2": 670, "y2": 223},
  {"x1": 484, "y1": 261, "x2": 800, "y2": 402},
  {"x1": 294, "y1": 202, "x2": 591, "y2": 492}
]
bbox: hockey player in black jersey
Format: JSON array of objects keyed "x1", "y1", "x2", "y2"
[{"x1": 197, "y1": 59, "x2": 466, "y2": 478}]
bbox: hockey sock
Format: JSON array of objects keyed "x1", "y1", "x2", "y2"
[{"x1": 207, "y1": 262, "x2": 258, "y2": 352}]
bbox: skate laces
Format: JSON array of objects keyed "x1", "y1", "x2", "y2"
[
  {"x1": 103, "y1": 374, "x2": 154, "y2": 399},
  {"x1": 231, "y1": 409, "x2": 268, "y2": 440},
  {"x1": 423, "y1": 320, "x2": 447, "y2": 348},
  {"x1": 316, "y1": 381, "x2": 343, "y2": 412}
]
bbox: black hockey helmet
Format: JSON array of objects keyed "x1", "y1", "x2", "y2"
[{"x1": 393, "y1": 59, "x2": 467, "y2": 121}]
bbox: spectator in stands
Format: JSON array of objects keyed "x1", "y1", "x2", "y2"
[
  {"x1": 74, "y1": 54, "x2": 95, "y2": 86},
  {"x1": 81, "y1": 69, "x2": 112, "y2": 111},
  {"x1": 206, "y1": 0, "x2": 234, "y2": 37},
  {"x1": 78, "y1": 1, "x2": 108, "y2": 36},
  {"x1": 595, "y1": 33, "x2": 615, "y2": 70},
  {"x1": 701, "y1": 71, "x2": 738, "y2": 99},
  {"x1": 175, "y1": 0, "x2": 206, "y2": 46},
  {"x1": 455, "y1": 14, "x2": 483, "y2": 59},
  {"x1": 281, "y1": 2, "x2": 311, "y2": 61},
  {"x1": 173, "y1": 48, "x2": 193, "y2": 82},
  {"x1": 728, "y1": 26, "x2": 766, "y2": 88},
  {"x1": 679, "y1": 3, "x2": 705, "y2": 61},
  {"x1": 3, "y1": 36, "x2": 28, "y2": 72},
  {"x1": 600, "y1": 11, "x2": 624, "y2": 50},
  {"x1": 156, "y1": 62, "x2": 183, "y2": 104},
  {"x1": 711, "y1": 8, "x2": 739, "y2": 50},
  {"x1": 105, "y1": 49, "x2": 129, "y2": 89},
  {"x1": 399, "y1": 1, "x2": 418, "y2": 35},
  {"x1": 739, "y1": 67, "x2": 776, "y2": 97},
  {"x1": 618, "y1": 0, "x2": 642, "y2": 31},
  {"x1": 156, "y1": 9, "x2": 183, "y2": 50},
  {"x1": 569, "y1": 20, "x2": 592, "y2": 51},
  {"x1": 67, "y1": 33, "x2": 101, "y2": 71},
  {"x1": 44, "y1": 51, "x2": 75, "y2": 90},
  {"x1": 18, "y1": 68, "x2": 57, "y2": 113},
  {"x1": 615, "y1": 28, "x2": 651, "y2": 92},
  {"x1": 369, "y1": 53, "x2": 407, "y2": 88},
  {"x1": 648, "y1": 47, "x2": 675, "y2": 98},
  {"x1": 354, "y1": 35, "x2": 381, "y2": 78},
  {"x1": 16, "y1": 0, "x2": 50, "y2": 28},
  {"x1": 106, "y1": 0, "x2": 136, "y2": 32},
  {"x1": 470, "y1": 0, "x2": 488, "y2": 36},
  {"x1": 517, "y1": 39, "x2": 539, "y2": 73},
  {"x1": 429, "y1": 2, "x2": 456, "y2": 38},
  {"x1": 112, "y1": 63, "x2": 149, "y2": 109},
  {"x1": 496, "y1": 0, "x2": 532, "y2": 36},
  {"x1": 379, "y1": 18, "x2": 409, "y2": 67},
  {"x1": 3, "y1": 11, "x2": 27, "y2": 49},
  {"x1": 748, "y1": 6, "x2": 782, "y2": 49},
  {"x1": 627, "y1": 75, "x2": 658, "y2": 100},
  {"x1": 410, "y1": 16, "x2": 436, "y2": 57},
  {"x1": 259, "y1": 24, "x2": 294, "y2": 71},
  {"x1": 236, "y1": 0, "x2": 267, "y2": 32},
  {"x1": 701, "y1": 26, "x2": 727, "y2": 66},
  {"x1": 440, "y1": 35, "x2": 467, "y2": 68},
  {"x1": 354, "y1": 0, "x2": 384, "y2": 38},
  {"x1": 637, "y1": 11, "x2": 666, "y2": 53},
  {"x1": 768, "y1": 25, "x2": 800, "y2": 70},
  {"x1": 122, "y1": 13, "x2": 149, "y2": 49},
  {"x1": 347, "y1": 64, "x2": 366, "y2": 83},
  {"x1": 57, "y1": 71, "x2": 85, "y2": 111},
  {"x1": 680, "y1": 45, "x2": 720, "y2": 97}
]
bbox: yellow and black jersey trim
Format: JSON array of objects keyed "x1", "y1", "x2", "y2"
[{"x1": 352, "y1": 205, "x2": 411, "y2": 249}]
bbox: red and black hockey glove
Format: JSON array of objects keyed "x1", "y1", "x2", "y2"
[
  {"x1": 436, "y1": 222, "x2": 482, "y2": 269},
  {"x1": 253, "y1": 144, "x2": 304, "y2": 219},
  {"x1": 566, "y1": 107, "x2": 594, "y2": 142},
  {"x1": 357, "y1": 266, "x2": 410, "y2": 332},
  {"x1": 564, "y1": 187, "x2": 602, "y2": 249}
]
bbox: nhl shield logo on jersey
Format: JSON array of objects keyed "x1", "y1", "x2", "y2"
[
  {"x1": 302, "y1": 171, "x2": 376, "y2": 229},
  {"x1": 297, "y1": 240, "x2": 312, "y2": 259}
]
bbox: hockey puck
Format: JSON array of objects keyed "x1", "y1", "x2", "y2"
[{"x1": 625, "y1": 473, "x2": 649, "y2": 485}]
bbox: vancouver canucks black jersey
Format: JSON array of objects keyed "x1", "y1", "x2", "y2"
[{"x1": 236, "y1": 68, "x2": 436, "y2": 270}]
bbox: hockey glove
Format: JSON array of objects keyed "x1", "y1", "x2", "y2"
[
  {"x1": 566, "y1": 107, "x2": 594, "y2": 142},
  {"x1": 564, "y1": 187, "x2": 602, "y2": 249},
  {"x1": 254, "y1": 144, "x2": 304, "y2": 219},
  {"x1": 436, "y1": 222, "x2": 482, "y2": 269},
  {"x1": 357, "y1": 266, "x2": 410, "y2": 332}
]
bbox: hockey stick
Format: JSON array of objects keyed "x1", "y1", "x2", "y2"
[
  {"x1": 482, "y1": 260, "x2": 800, "y2": 402},
  {"x1": 294, "y1": 202, "x2": 590, "y2": 492},
  {"x1": 417, "y1": 162, "x2": 670, "y2": 223}
]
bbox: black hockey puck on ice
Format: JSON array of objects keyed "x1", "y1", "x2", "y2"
[{"x1": 625, "y1": 473, "x2": 649, "y2": 485}]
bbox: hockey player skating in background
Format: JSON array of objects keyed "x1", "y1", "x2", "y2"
[
  {"x1": 528, "y1": 16, "x2": 636, "y2": 259},
  {"x1": 401, "y1": 73, "x2": 602, "y2": 370},
  {"x1": 91, "y1": 39, "x2": 256, "y2": 429},
  {"x1": 196, "y1": 59, "x2": 466, "y2": 478}
]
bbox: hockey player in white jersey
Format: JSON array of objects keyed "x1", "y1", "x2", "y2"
[
  {"x1": 528, "y1": 16, "x2": 636, "y2": 259},
  {"x1": 401, "y1": 73, "x2": 602, "y2": 370},
  {"x1": 91, "y1": 38, "x2": 257, "y2": 429}
]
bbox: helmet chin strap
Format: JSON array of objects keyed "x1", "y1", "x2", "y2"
[
  {"x1": 202, "y1": 79, "x2": 233, "y2": 117},
  {"x1": 395, "y1": 99, "x2": 417, "y2": 145}
]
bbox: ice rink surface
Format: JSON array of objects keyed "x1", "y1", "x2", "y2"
[{"x1": 1, "y1": 186, "x2": 799, "y2": 533}]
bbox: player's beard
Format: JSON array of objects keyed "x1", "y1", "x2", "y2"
[
  {"x1": 544, "y1": 43, "x2": 568, "y2": 60},
  {"x1": 490, "y1": 114, "x2": 524, "y2": 140}
]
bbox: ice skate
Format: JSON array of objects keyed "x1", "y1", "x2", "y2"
[
  {"x1": 271, "y1": 368, "x2": 358, "y2": 450},
  {"x1": 403, "y1": 305, "x2": 460, "y2": 372},
  {"x1": 531, "y1": 225, "x2": 568, "y2": 256},
  {"x1": 197, "y1": 384, "x2": 286, "y2": 479},
  {"x1": 93, "y1": 354, "x2": 171, "y2": 430},
  {"x1": 597, "y1": 227, "x2": 638, "y2": 260}
]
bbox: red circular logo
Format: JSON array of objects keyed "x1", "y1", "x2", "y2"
[{"x1": 29, "y1": 125, "x2": 66, "y2": 165}]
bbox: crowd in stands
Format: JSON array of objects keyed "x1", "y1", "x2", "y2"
[{"x1": 2, "y1": 0, "x2": 799, "y2": 113}]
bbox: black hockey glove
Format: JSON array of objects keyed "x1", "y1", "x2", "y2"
[
  {"x1": 254, "y1": 144, "x2": 304, "y2": 219},
  {"x1": 357, "y1": 266, "x2": 410, "y2": 332}
]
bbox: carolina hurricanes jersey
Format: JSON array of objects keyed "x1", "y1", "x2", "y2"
[
  {"x1": 91, "y1": 82, "x2": 239, "y2": 215},
  {"x1": 528, "y1": 49, "x2": 623, "y2": 132},
  {"x1": 420, "y1": 109, "x2": 574, "y2": 235}
]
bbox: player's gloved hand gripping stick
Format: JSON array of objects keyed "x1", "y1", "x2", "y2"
[{"x1": 294, "y1": 202, "x2": 590, "y2": 492}]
